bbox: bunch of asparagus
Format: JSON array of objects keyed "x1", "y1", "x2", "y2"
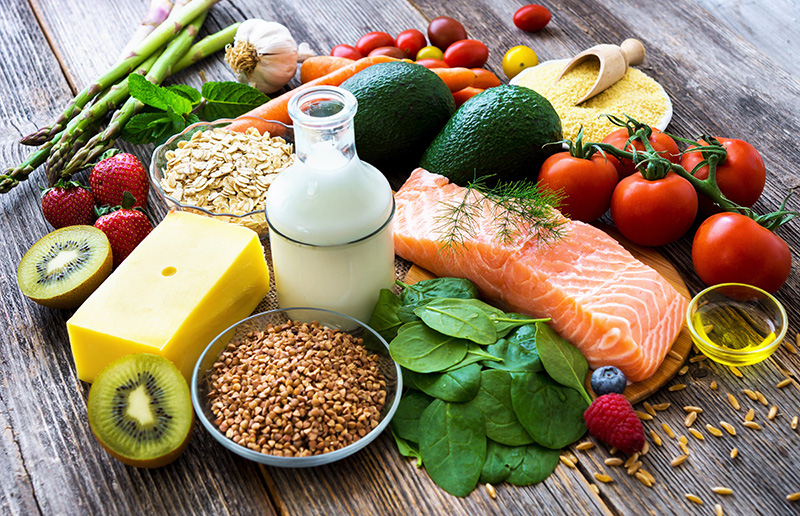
[{"x1": 1, "y1": 0, "x2": 240, "y2": 194}]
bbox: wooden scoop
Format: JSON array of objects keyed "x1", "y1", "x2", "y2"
[{"x1": 557, "y1": 38, "x2": 646, "y2": 105}]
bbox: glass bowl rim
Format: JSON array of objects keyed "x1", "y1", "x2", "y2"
[
  {"x1": 190, "y1": 306, "x2": 402, "y2": 467},
  {"x1": 148, "y1": 116, "x2": 293, "y2": 219},
  {"x1": 686, "y1": 282, "x2": 788, "y2": 357}
]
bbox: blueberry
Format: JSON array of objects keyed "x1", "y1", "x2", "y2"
[{"x1": 590, "y1": 366, "x2": 627, "y2": 395}]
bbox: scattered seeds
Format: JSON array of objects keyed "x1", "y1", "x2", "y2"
[
  {"x1": 745, "y1": 408, "x2": 755, "y2": 422},
  {"x1": 560, "y1": 455, "x2": 576, "y2": 469},
  {"x1": 712, "y1": 487, "x2": 733, "y2": 495},
  {"x1": 679, "y1": 442, "x2": 690, "y2": 455},
  {"x1": 768, "y1": 405, "x2": 778, "y2": 420},
  {"x1": 729, "y1": 366, "x2": 743, "y2": 378},
  {"x1": 643, "y1": 402, "x2": 657, "y2": 417},
  {"x1": 777, "y1": 378, "x2": 793, "y2": 389},
  {"x1": 668, "y1": 384, "x2": 686, "y2": 392},
  {"x1": 689, "y1": 428, "x2": 704, "y2": 440},
  {"x1": 710, "y1": 381, "x2": 718, "y2": 390},
  {"x1": 641, "y1": 441, "x2": 650, "y2": 455},
  {"x1": 730, "y1": 448, "x2": 739, "y2": 459},
  {"x1": 653, "y1": 402, "x2": 671, "y2": 411},
  {"x1": 670, "y1": 454, "x2": 688, "y2": 467},
  {"x1": 589, "y1": 484, "x2": 600, "y2": 495},
  {"x1": 685, "y1": 493, "x2": 704, "y2": 505},
  {"x1": 624, "y1": 453, "x2": 640, "y2": 468},
  {"x1": 678, "y1": 365, "x2": 689, "y2": 375},
  {"x1": 668, "y1": 350, "x2": 683, "y2": 360},
  {"x1": 605, "y1": 457, "x2": 624, "y2": 466},
  {"x1": 684, "y1": 411, "x2": 698, "y2": 427},
  {"x1": 594, "y1": 473, "x2": 613, "y2": 483},
  {"x1": 787, "y1": 492, "x2": 800, "y2": 501},
  {"x1": 636, "y1": 410, "x2": 653, "y2": 421},
  {"x1": 727, "y1": 393, "x2": 740, "y2": 410},
  {"x1": 485, "y1": 483, "x2": 497, "y2": 499},
  {"x1": 792, "y1": 416, "x2": 798, "y2": 430},
  {"x1": 639, "y1": 469, "x2": 656, "y2": 484},
  {"x1": 576, "y1": 441, "x2": 595, "y2": 451},
  {"x1": 635, "y1": 471, "x2": 653, "y2": 487},
  {"x1": 706, "y1": 424, "x2": 723, "y2": 437},
  {"x1": 755, "y1": 391, "x2": 768, "y2": 406},
  {"x1": 715, "y1": 503, "x2": 724, "y2": 516},
  {"x1": 720, "y1": 421, "x2": 737, "y2": 436},
  {"x1": 743, "y1": 389, "x2": 758, "y2": 401},
  {"x1": 690, "y1": 354, "x2": 707, "y2": 363},
  {"x1": 743, "y1": 421, "x2": 761, "y2": 430},
  {"x1": 662, "y1": 422, "x2": 676, "y2": 439},
  {"x1": 626, "y1": 461, "x2": 642, "y2": 476},
  {"x1": 649, "y1": 429, "x2": 663, "y2": 446}
]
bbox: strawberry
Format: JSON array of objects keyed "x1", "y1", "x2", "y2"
[
  {"x1": 94, "y1": 192, "x2": 153, "y2": 267},
  {"x1": 89, "y1": 151, "x2": 149, "y2": 208},
  {"x1": 41, "y1": 180, "x2": 96, "y2": 229},
  {"x1": 583, "y1": 393, "x2": 645, "y2": 455}
]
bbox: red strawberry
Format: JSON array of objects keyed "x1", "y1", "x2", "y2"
[
  {"x1": 94, "y1": 192, "x2": 153, "y2": 267},
  {"x1": 89, "y1": 152, "x2": 149, "y2": 208},
  {"x1": 583, "y1": 393, "x2": 645, "y2": 455},
  {"x1": 41, "y1": 180, "x2": 96, "y2": 228}
]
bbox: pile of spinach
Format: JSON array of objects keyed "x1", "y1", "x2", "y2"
[{"x1": 369, "y1": 277, "x2": 593, "y2": 497}]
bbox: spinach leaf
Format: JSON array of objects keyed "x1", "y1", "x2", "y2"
[
  {"x1": 401, "y1": 366, "x2": 419, "y2": 391},
  {"x1": 479, "y1": 440, "x2": 526, "y2": 484},
  {"x1": 414, "y1": 298, "x2": 497, "y2": 344},
  {"x1": 467, "y1": 370, "x2": 533, "y2": 446},
  {"x1": 398, "y1": 278, "x2": 480, "y2": 304},
  {"x1": 389, "y1": 322, "x2": 469, "y2": 373},
  {"x1": 391, "y1": 391, "x2": 434, "y2": 442},
  {"x1": 443, "y1": 343, "x2": 501, "y2": 372},
  {"x1": 397, "y1": 304, "x2": 422, "y2": 323},
  {"x1": 419, "y1": 399, "x2": 486, "y2": 497},
  {"x1": 535, "y1": 322, "x2": 592, "y2": 405},
  {"x1": 392, "y1": 428, "x2": 423, "y2": 467},
  {"x1": 484, "y1": 323, "x2": 543, "y2": 373},
  {"x1": 407, "y1": 363, "x2": 482, "y2": 402},
  {"x1": 506, "y1": 442, "x2": 561, "y2": 486},
  {"x1": 511, "y1": 372, "x2": 588, "y2": 449},
  {"x1": 368, "y1": 288, "x2": 403, "y2": 342},
  {"x1": 492, "y1": 312, "x2": 550, "y2": 339}
]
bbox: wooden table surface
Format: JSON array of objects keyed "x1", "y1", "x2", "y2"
[{"x1": 3, "y1": 1, "x2": 800, "y2": 515}]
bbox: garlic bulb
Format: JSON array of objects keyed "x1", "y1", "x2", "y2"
[{"x1": 225, "y1": 19, "x2": 298, "y2": 94}]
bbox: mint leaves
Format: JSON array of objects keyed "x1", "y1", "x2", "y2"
[{"x1": 121, "y1": 74, "x2": 268, "y2": 144}]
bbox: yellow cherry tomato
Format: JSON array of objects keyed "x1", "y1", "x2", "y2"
[
  {"x1": 502, "y1": 45, "x2": 538, "y2": 79},
  {"x1": 416, "y1": 45, "x2": 445, "y2": 61}
]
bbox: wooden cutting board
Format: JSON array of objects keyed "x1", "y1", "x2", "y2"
[{"x1": 403, "y1": 225, "x2": 692, "y2": 404}]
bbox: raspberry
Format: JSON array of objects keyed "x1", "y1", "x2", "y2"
[{"x1": 583, "y1": 393, "x2": 645, "y2": 454}]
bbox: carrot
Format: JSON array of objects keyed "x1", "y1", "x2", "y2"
[
  {"x1": 300, "y1": 56, "x2": 355, "y2": 84},
  {"x1": 430, "y1": 67, "x2": 477, "y2": 93},
  {"x1": 452, "y1": 87, "x2": 483, "y2": 107},
  {"x1": 227, "y1": 55, "x2": 398, "y2": 131},
  {"x1": 471, "y1": 68, "x2": 502, "y2": 89}
]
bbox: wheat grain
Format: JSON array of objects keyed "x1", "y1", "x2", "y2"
[
  {"x1": 787, "y1": 492, "x2": 800, "y2": 501},
  {"x1": 745, "y1": 408, "x2": 755, "y2": 421},
  {"x1": 690, "y1": 355, "x2": 707, "y2": 363},
  {"x1": 712, "y1": 487, "x2": 733, "y2": 495},
  {"x1": 609, "y1": 447, "x2": 618, "y2": 455},
  {"x1": 641, "y1": 441, "x2": 650, "y2": 455},
  {"x1": 715, "y1": 503, "x2": 724, "y2": 516},
  {"x1": 686, "y1": 493, "x2": 704, "y2": 504},
  {"x1": 743, "y1": 421, "x2": 761, "y2": 430},
  {"x1": 792, "y1": 416, "x2": 798, "y2": 430},
  {"x1": 689, "y1": 428, "x2": 704, "y2": 440},
  {"x1": 668, "y1": 384, "x2": 686, "y2": 392},
  {"x1": 485, "y1": 483, "x2": 497, "y2": 499},
  {"x1": 653, "y1": 402, "x2": 671, "y2": 411},
  {"x1": 729, "y1": 366, "x2": 743, "y2": 378},
  {"x1": 684, "y1": 405, "x2": 703, "y2": 413},
  {"x1": 756, "y1": 391, "x2": 768, "y2": 406},
  {"x1": 730, "y1": 447, "x2": 739, "y2": 459},
  {"x1": 710, "y1": 381, "x2": 718, "y2": 390},
  {"x1": 594, "y1": 473, "x2": 612, "y2": 483},
  {"x1": 706, "y1": 424, "x2": 723, "y2": 437},
  {"x1": 684, "y1": 411, "x2": 698, "y2": 427},
  {"x1": 679, "y1": 434, "x2": 688, "y2": 445},
  {"x1": 604, "y1": 457, "x2": 623, "y2": 466},
  {"x1": 679, "y1": 365, "x2": 689, "y2": 375},
  {"x1": 662, "y1": 422, "x2": 676, "y2": 438},
  {"x1": 643, "y1": 402, "x2": 657, "y2": 417},
  {"x1": 785, "y1": 339, "x2": 798, "y2": 355},
  {"x1": 743, "y1": 389, "x2": 758, "y2": 401},
  {"x1": 720, "y1": 421, "x2": 737, "y2": 435},
  {"x1": 727, "y1": 393, "x2": 740, "y2": 410},
  {"x1": 668, "y1": 350, "x2": 683, "y2": 360},
  {"x1": 576, "y1": 441, "x2": 595, "y2": 451},
  {"x1": 768, "y1": 405, "x2": 778, "y2": 420},
  {"x1": 559, "y1": 455, "x2": 576, "y2": 468},
  {"x1": 679, "y1": 442, "x2": 690, "y2": 455},
  {"x1": 624, "y1": 453, "x2": 640, "y2": 468},
  {"x1": 589, "y1": 483, "x2": 600, "y2": 495},
  {"x1": 626, "y1": 461, "x2": 642, "y2": 476},
  {"x1": 635, "y1": 471, "x2": 653, "y2": 487},
  {"x1": 649, "y1": 429, "x2": 663, "y2": 446},
  {"x1": 636, "y1": 410, "x2": 653, "y2": 421},
  {"x1": 777, "y1": 378, "x2": 793, "y2": 389},
  {"x1": 670, "y1": 454, "x2": 688, "y2": 467}
]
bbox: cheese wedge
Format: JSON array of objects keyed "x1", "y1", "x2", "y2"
[{"x1": 67, "y1": 211, "x2": 270, "y2": 383}]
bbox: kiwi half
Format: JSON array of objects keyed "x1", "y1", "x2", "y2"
[
  {"x1": 87, "y1": 353, "x2": 194, "y2": 468},
  {"x1": 16, "y1": 225, "x2": 112, "y2": 309}
]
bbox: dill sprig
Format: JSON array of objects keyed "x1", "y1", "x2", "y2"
[{"x1": 435, "y1": 177, "x2": 566, "y2": 253}]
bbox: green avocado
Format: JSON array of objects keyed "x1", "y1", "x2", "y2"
[
  {"x1": 419, "y1": 84, "x2": 562, "y2": 186},
  {"x1": 340, "y1": 61, "x2": 456, "y2": 174}
]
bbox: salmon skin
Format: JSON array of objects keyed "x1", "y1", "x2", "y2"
[{"x1": 393, "y1": 169, "x2": 687, "y2": 382}]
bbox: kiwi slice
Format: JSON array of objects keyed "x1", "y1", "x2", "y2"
[
  {"x1": 16, "y1": 225, "x2": 112, "y2": 309},
  {"x1": 87, "y1": 353, "x2": 194, "y2": 468}
]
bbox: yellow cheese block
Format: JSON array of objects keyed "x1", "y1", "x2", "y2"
[{"x1": 67, "y1": 211, "x2": 270, "y2": 383}]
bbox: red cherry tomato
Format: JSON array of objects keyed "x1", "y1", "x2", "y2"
[
  {"x1": 368, "y1": 46, "x2": 407, "y2": 59},
  {"x1": 415, "y1": 58, "x2": 449, "y2": 69},
  {"x1": 330, "y1": 44, "x2": 362, "y2": 60},
  {"x1": 427, "y1": 16, "x2": 467, "y2": 50},
  {"x1": 538, "y1": 153, "x2": 619, "y2": 222},
  {"x1": 513, "y1": 4, "x2": 552, "y2": 32},
  {"x1": 396, "y1": 29, "x2": 427, "y2": 59},
  {"x1": 601, "y1": 128, "x2": 680, "y2": 181},
  {"x1": 356, "y1": 32, "x2": 395, "y2": 57},
  {"x1": 680, "y1": 137, "x2": 766, "y2": 212},
  {"x1": 610, "y1": 171, "x2": 698, "y2": 246},
  {"x1": 692, "y1": 212, "x2": 791, "y2": 293},
  {"x1": 443, "y1": 39, "x2": 489, "y2": 68}
]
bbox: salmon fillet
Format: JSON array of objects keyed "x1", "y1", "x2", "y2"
[{"x1": 393, "y1": 169, "x2": 687, "y2": 382}]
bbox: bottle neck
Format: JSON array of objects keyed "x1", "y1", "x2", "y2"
[{"x1": 288, "y1": 87, "x2": 358, "y2": 169}]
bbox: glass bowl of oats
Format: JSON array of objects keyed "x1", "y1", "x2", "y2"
[{"x1": 149, "y1": 117, "x2": 295, "y2": 236}]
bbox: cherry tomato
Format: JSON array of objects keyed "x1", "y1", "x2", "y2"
[
  {"x1": 330, "y1": 44, "x2": 362, "y2": 60},
  {"x1": 396, "y1": 29, "x2": 427, "y2": 59},
  {"x1": 601, "y1": 128, "x2": 680, "y2": 181},
  {"x1": 502, "y1": 45, "x2": 538, "y2": 79},
  {"x1": 355, "y1": 31, "x2": 395, "y2": 57},
  {"x1": 610, "y1": 171, "x2": 698, "y2": 246},
  {"x1": 692, "y1": 212, "x2": 791, "y2": 293},
  {"x1": 513, "y1": 4, "x2": 552, "y2": 32},
  {"x1": 415, "y1": 58, "x2": 449, "y2": 69},
  {"x1": 471, "y1": 68, "x2": 502, "y2": 89},
  {"x1": 680, "y1": 137, "x2": 766, "y2": 212},
  {"x1": 416, "y1": 45, "x2": 445, "y2": 61},
  {"x1": 538, "y1": 153, "x2": 619, "y2": 222},
  {"x1": 443, "y1": 39, "x2": 489, "y2": 68},
  {"x1": 368, "y1": 46, "x2": 407, "y2": 59},
  {"x1": 427, "y1": 16, "x2": 467, "y2": 50}
]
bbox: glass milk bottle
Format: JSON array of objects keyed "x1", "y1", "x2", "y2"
[{"x1": 265, "y1": 86, "x2": 395, "y2": 325}]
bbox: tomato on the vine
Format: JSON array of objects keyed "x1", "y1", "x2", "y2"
[
  {"x1": 538, "y1": 153, "x2": 619, "y2": 222},
  {"x1": 355, "y1": 32, "x2": 395, "y2": 57},
  {"x1": 610, "y1": 171, "x2": 698, "y2": 246},
  {"x1": 330, "y1": 44, "x2": 362, "y2": 60},
  {"x1": 513, "y1": 4, "x2": 552, "y2": 32},
  {"x1": 395, "y1": 29, "x2": 427, "y2": 59},
  {"x1": 502, "y1": 45, "x2": 538, "y2": 79},
  {"x1": 601, "y1": 128, "x2": 679, "y2": 181},
  {"x1": 680, "y1": 137, "x2": 766, "y2": 210},
  {"x1": 443, "y1": 39, "x2": 488, "y2": 68},
  {"x1": 427, "y1": 16, "x2": 467, "y2": 50},
  {"x1": 692, "y1": 212, "x2": 791, "y2": 293}
]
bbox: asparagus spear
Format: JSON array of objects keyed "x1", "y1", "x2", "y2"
[
  {"x1": 21, "y1": 0, "x2": 219, "y2": 147},
  {"x1": 118, "y1": 0, "x2": 175, "y2": 60},
  {"x1": 58, "y1": 12, "x2": 208, "y2": 178},
  {"x1": 172, "y1": 22, "x2": 240, "y2": 72}
]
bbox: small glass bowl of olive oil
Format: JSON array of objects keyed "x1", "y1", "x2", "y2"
[{"x1": 687, "y1": 283, "x2": 787, "y2": 366}]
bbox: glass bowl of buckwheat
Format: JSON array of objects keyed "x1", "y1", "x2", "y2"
[
  {"x1": 149, "y1": 117, "x2": 295, "y2": 236},
  {"x1": 191, "y1": 307, "x2": 402, "y2": 467}
]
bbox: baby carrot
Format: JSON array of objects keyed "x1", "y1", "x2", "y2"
[
  {"x1": 452, "y1": 86, "x2": 483, "y2": 107},
  {"x1": 430, "y1": 67, "x2": 477, "y2": 92},
  {"x1": 300, "y1": 56, "x2": 355, "y2": 83},
  {"x1": 471, "y1": 68, "x2": 502, "y2": 89}
]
